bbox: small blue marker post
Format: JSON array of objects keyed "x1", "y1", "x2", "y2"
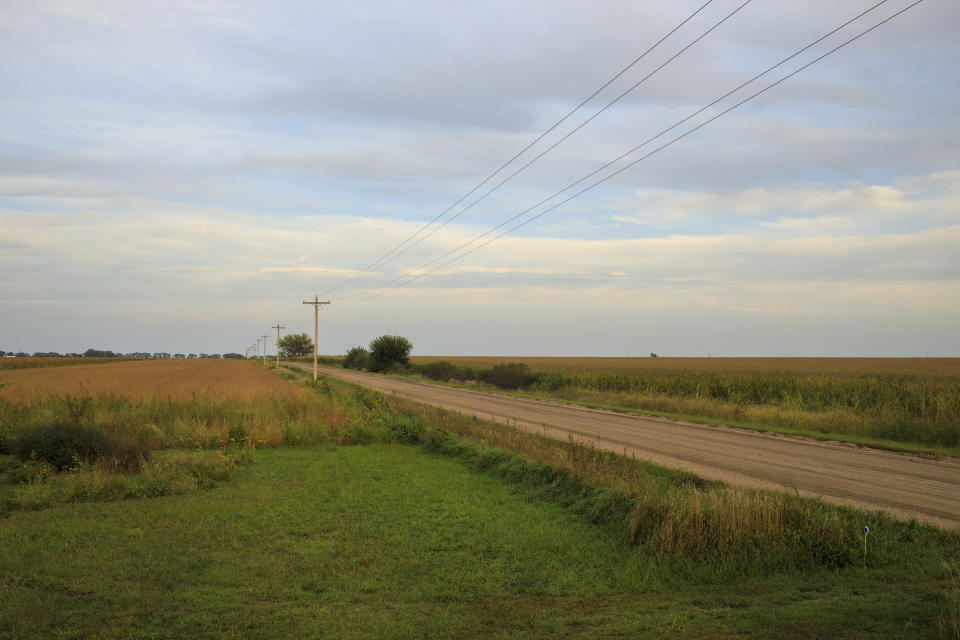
[{"x1": 863, "y1": 526, "x2": 869, "y2": 569}]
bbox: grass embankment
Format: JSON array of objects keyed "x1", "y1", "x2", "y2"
[
  {"x1": 1, "y1": 360, "x2": 958, "y2": 637},
  {"x1": 396, "y1": 356, "x2": 960, "y2": 455}
]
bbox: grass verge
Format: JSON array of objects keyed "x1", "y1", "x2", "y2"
[{"x1": 1, "y1": 446, "x2": 958, "y2": 639}]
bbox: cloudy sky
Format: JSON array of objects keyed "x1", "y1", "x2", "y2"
[{"x1": 2, "y1": 0, "x2": 958, "y2": 356}]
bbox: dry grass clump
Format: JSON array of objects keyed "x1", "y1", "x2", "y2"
[{"x1": 1, "y1": 447, "x2": 256, "y2": 512}]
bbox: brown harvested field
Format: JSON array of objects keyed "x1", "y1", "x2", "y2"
[
  {"x1": 0, "y1": 359, "x2": 301, "y2": 402},
  {"x1": 409, "y1": 355, "x2": 960, "y2": 375}
]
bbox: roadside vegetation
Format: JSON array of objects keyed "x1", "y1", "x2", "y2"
[
  {"x1": 1, "y1": 358, "x2": 958, "y2": 637},
  {"x1": 0, "y1": 363, "x2": 391, "y2": 515}
]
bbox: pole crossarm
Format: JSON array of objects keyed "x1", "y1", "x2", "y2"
[{"x1": 302, "y1": 296, "x2": 331, "y2": 381}]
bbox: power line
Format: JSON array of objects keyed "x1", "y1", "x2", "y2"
[
  {"x1": 315, "y1": 0, "x2": 719, "y2": 298},
  {"x1": 338, "y1": 0, "x2": 755, "y2": 282},
  {"x1": 338, "y1": 0, "x2": 921, "y2": 310},
  {"x1": 344, "y1": 0, "x2": 892, "y2": 301}
]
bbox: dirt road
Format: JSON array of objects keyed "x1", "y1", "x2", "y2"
[{"x1": 296, "y1": 364, "x2": 960, "y2": 529}]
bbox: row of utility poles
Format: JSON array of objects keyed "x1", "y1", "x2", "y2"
[{"x1": 250, "y1": 296, "x2": 331, "y2": 382}]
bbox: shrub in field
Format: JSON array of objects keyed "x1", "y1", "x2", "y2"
[
  {"x1": 421, "y1": 361, "x2": 458, "y2": 381},
  {"x1": 228, "y1": 423, "x2": 248, "y2": 444},
  {"x1": 368, "y1": 335, "x2": 412, "y2": 373},
  {"x1": 0, "y1": 423, "x2": 11, "y2": 455},
  {"x1": 482, "y1": 363, "x2": 530, "y2": 390},
  {"x1": 383, "y1": 414, "x2": 422, "y2": 444},
  {"x1": 11, "y1": 421, "x2": 114, "y2": 470},
  {"x1": 343, "y1": 346, "x2": 370, "y2": 370}
]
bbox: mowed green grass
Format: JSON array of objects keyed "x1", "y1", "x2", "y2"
[{"x1": 2, "y1": 445, "x2": 954, "y2": 639}]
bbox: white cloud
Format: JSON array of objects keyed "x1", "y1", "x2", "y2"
[{"x1": 609, "y1": 171, "x2": 960, "y2": 233}]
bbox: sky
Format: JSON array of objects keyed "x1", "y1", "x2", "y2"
[{"x1": 2, "y1": 0, "x2": 958, "y2": 357}]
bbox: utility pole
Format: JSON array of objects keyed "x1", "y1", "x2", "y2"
[
  {"x1": 261, "y1": 335, "x2": 269, "y2": 365},
  {"x1": 302, "y1": 295, "x2": 331, "y2": 381},
  {"x1": 272, "y1": 324, "x2": 285, "y2": 368}
]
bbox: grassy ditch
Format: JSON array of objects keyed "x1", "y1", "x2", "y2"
[
  {"x1": 2, "y1": 445, "x2": 958, "y2": 638},
  {"x1": 284, "y1": 366, "x2": 960, "y2": 575},
  {"x1": 381, "y1": 391, "x2": 956, "y2": 580}
]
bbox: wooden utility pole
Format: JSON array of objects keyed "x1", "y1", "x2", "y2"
[
  {"x1": 260, "y1": 335, "x2": 269, "y2": 365},
  {"x1": 302, "y1": 296, "x2": 331, "y2": 381},
  {"x1": 272, "y1": 324, "x2": 285, "y2": 368}
]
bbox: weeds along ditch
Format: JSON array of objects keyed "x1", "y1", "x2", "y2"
[
  {"x1": 282, "y1": 365, "x2": 960, "y2": 587},
  {"x1": 0, "y1": 367, "x2": 399, "y2": 515},
  {"x1": 399, "y1": 360, "x2": 960, "y2": 450},
  {"x1": 387, "y1": 397, "x2": 959, "y2": 581}
]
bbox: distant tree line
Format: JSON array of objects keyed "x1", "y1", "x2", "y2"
[{"x1": 0, "y1": 349, "x2": 239, "y2": 359}]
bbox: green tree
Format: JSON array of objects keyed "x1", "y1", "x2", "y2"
[
  {"x1": 343, "y1": 346, "x2": 370, "y2": 370},
  {"x1": 368, "y1": 335, "x2": 412, "y2": 373},
  {"x1": 279, "y1": 333, "x2": 314, "y2": 357},
  {"x1": 84, "y1": 348, "x2": 117, "y2": 358}
]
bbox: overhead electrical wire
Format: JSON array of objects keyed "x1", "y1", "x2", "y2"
[
  {"x1": 314, "y1": 0, "x2": 720, "y2": 298},
  {"x1": 331, "y1": 0, "x2": 756, "y2": 285},
  {"x1": 258, "y1": 0, "x2": 726, "y2": 337},
  {"x1": 336, "y1": 0, "x2": 920, "y2": 310},
  {"x1": 343, "y1": 0, "x2": 892, "y2": 302}
]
